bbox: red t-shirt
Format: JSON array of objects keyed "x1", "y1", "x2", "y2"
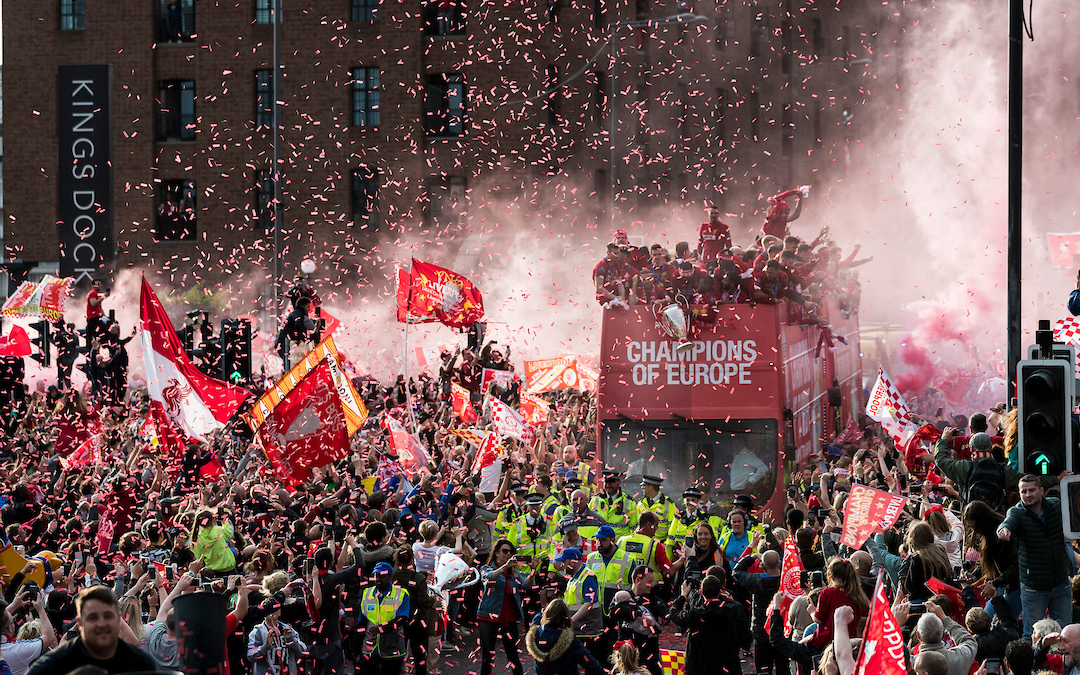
[
  {"x1": 754, "y1": 270, "x2": 790, "y2": 302},
  {"x1": 809, "y1": 586, "x2": 867, "y2": 648},
  {"x1": 698, "y1": 221, "x2": 732, "y2": 263},
  {"x1": 86, "y1": 290, "x2": 104, "y2": 320}
]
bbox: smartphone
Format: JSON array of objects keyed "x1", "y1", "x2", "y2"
[
  {"x1": 75, "y1": 552, "x2": 84, "y2": 568},
  {"x1": 165, "y1": 566, "x2": 174, "y2": 582},
  {"x1": 909, "y1": 603, "x2": 927, "y2": 615},
  {"x1": 985, "y1": 659, "x2": 1001, "y2": 675},
  {"x1": 148, "y1": 564, "x2": 157, "y2": 580},
  {"x1": 304, "y1": 558, "x2": 315, "y2": 576}
]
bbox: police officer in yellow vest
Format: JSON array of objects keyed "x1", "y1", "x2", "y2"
[
  {"x1": 508, "y1": 493, "x2": 554, "y2": 570},
  {"x1": 548, "y1": 478, "x2": 580, "y2": 528},
  {"x1": 493, "y1": 483, "x2": 529, "y2": 541},
  {"x1": 586, "y1": 525, "x2": 638, "y2": 661},
  {"x1": 359, "y1": 562, "x2": 410, "y2": 675},
  {"x1": 617, "y1": 511, "x2": 673, "y2": 585},
  {"x1": 589, "y1": 471, "x2": 639, "y2": 539},
  {"x1": 559, "y1": 445, "x2": 596, "y2": 495},
  {"x1": 563, "y1": 489, "x2": 609, "y2": 554},
  {"x1": 667, "y1": 487, "x2": 724, "y2": 552},
  {"x1": 636, "y1": 474, "x2": 677, "y2": 542},
  {"x1": 554, "y1": 546, "x2": 605, "y2": 661}
]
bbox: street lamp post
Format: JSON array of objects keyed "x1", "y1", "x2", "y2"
[{"x1": 609, "y1": 13, "x2": 707, "y2": 225}]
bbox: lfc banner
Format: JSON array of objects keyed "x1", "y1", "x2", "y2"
[
  {"x1": 450, "y1": 382, "x2": 478, "y2": 423},
  {"x1": 841, "y1": 484, "x2": 908, "y2": 550},
  {"x1": 856, "y1": 573, "x2": 907, "y2": 675},
  {"x1": 766, "y1": 534, "x2": 805, "y2": 633},
  {"x1": 396, "y1": 259, "x2": 484, "y2": 328},
  {"x1": 245, "y1": 336, "x2": 368, "y2": 487},
  {"x1": 865, "y1": 367, "x2": 917, "y2": 449},
  {"x1": 519, "y1": 390, "x2": 550, "y2": 425},
  {"x1": 1, "y1": 275, "x2": 74, "y2": 321},
  {"x1": 524, "y1": 356, "x2": 597, "y2": 392}
]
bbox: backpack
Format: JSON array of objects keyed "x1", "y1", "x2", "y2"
[{"x1": 965, "y1": 457, "x2": 1006, "y2": 508}]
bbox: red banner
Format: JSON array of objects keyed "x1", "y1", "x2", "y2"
[
  {"x1": 519, "y1": 390, "x2": 550, "y2": 425},
  {"x1": 524, "y1": 357, "x2": 597, "y2": 392},
  {"x1": 451, "y1": 382, "x2": 478, "y2": 424},
  {"x1": 856, "y1": 574, "x2": 907, "y2": 675},
  {"x1": 481, "y1": 367, "x2": 519, "y2": 392},
  {"x1": 767, "y1": 534, "x2": 805, "y2": 633},
  {"x1": 397, "y1": 259, "x2": 484, "y2": 329},
  {"x1": 841, "y1": 484, "x2": 907, "y2": 550},
  {"x1": 0, "y1": 326, "x2": 32, "y2": 357}
]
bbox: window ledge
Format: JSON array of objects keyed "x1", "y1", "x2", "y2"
[
  {"x1": 427, "y1": 135, "x2": 467, "y2": 141},
  {"x1": 157, "y1": 139, "x2": 197, "y2": 145},
  {"x1": 426, "y1": 34, "x2": 467, "y2": 41}
]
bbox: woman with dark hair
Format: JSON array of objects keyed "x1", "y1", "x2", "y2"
[
  {"x1": 901, "y1": 520, "x2": 953, "y2": 601},
  {"x1": 525, "y1": 598, "x2": 606, "y2": 675},
  {"x1": 963, "y1": 500, "x2": 1020, "y2": 619},
  {"x1": 392, "y1": 545, "x2": 432, "y2": 675},
  {"x1": 476, "y1": 539, "x2": 530, "y2": 675},
  {"x1": 808, "y1": 558, "x2": 869, "y2": 649},
  {"x1": 670, "y1": 523, "x2": 726, "y2": 586}
]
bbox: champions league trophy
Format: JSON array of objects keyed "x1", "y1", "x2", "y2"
[
  {"x1": 430, "y1": 552, "x2": 481, "y2": 603},
  {"x1": 653, "y1": 294, "x2": 694, "y2": 355}
]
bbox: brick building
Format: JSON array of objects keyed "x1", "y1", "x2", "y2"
[{"x1": 3, "y1": 0, "x2": 896, "y2": 296}]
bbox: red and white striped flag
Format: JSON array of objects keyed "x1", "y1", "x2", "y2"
[
  {"x1": 864, "y1": 367, "x2": 917, "y2": 449},
  {"x1": 486, "y1": 397, "x2": 536, "y2": 446},
  {"x1": 140, "y1": 277, "x2": 250, "y2": 441}
]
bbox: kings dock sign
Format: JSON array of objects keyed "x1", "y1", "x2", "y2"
[{"x1": 57, "y1": 65, "x2": 113, "y2": 285}]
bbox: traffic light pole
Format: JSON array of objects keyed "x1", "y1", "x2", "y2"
[{"x1": 1006, "y1": 0, "x2": 1023, "y2": 404}]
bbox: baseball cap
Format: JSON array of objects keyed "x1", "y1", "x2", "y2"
[
  {"x1": 373, "y1": 562, "x2": 393, "y2": 576},
  {"x1": 554, "y1": 548, "x2": 582, "y2": 563},
  {"x1": 595, "y1": 526, "x2": 616, "y2": 540}
]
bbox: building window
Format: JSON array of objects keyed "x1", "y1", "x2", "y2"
[
  {"x1": 255, "y1": 0, "x2": 273, "y2": 24},
  {"x1": 158, "y1": 80, "x2": 196, "y2": 142},
  {"x1": 813, "y1": 18, "x2": 825, "y2": 57},
  {"x1": 424, "y1": 0, "x2": 464, "y2": 36},
  {"x1": 352, "y1": 0, "x2": 378, "y2": 22},
  {"x1": 749, "y1": 89, "x2": 760, "y2": 140},
  {"x1": 678, "y1": 84, "x2": 689, "y2": 140},
  {"x1": 255, "y1": 170, "x2": 274, "y2": 229},
  {"x1": 255, "y1": 69, "x2": 274, "y2": 129},
  {"x1": 547, "y1": 0, "x2": 562, "y2": 25},
  {"x1": 157, "y1": 180, "x2": 197, "y2": 241},
  {"x1": 158, "y1": 0, "x2": 196, "y2": 42},
  {"x1": 352, "y1": 166, "x2": 381, "y2": 229},
  {"x1": 425, "y1": 73, "x2": 465, "y2": 137},
  {"x1": 546, "y1": 65, "x2": 560, "y2": 127},
  {"x1": 593, "y1": 0, "x2": 605, "y2": 31},
  {"x1": 60, "y1": 0, "x2": 86, "y2": 30},
  {"x1": 750, "y1": 11, "x2": 767, "y2": 59},
  {"x1": 716, "y1": 88, "x2": 727, "y2": 146},
  {"x1": 781, "y1": 19, "x2": 793, "y2": 74},
  {"x1": 424, "y1": 175, "x2": 466, "y2": 229},
  {"x1": 352, "y1": 67, "x2": 380, "y2": 128}
]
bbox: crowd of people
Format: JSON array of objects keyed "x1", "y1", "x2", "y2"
[
  {"x1": 592, "y1": 195, "x2": 871, "y2": 323},
  {"x1": 0, "y1": 206, "x2": 1075, "y2": 675}
]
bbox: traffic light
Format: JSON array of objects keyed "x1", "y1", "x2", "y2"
[
  {"x1": 221, "y1": 318, "x2": 252, "y2": 385},
  {"x1": 1017, "y1": 358, "x2": 1073, "y2": 476},
  {"x1": 28, "y1": 320, "x2": 50, "y2": 366}
]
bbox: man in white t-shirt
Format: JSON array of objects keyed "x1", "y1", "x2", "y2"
[{"x1": 1, "y1": 594, "x2": 57, "y2": 675}]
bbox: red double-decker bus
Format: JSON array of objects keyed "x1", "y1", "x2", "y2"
[{"x1": 597, "y1": 297, "x2": 861, "y2": 515}]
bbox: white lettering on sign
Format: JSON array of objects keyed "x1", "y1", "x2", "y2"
[{"x1": 625, "y1": 339, "x2": 757, "y2": 386}]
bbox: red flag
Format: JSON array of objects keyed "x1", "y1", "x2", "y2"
[
  {"x1": 140, "y1": 277, "x2": 250, "y2": 441},
  {"x1": 60, "y1": 433, "x2": 105, "y2": 471},
  {"x1": 856, "y1": 574, "x2": 908, "y2": 675},
  {"x1": 198, "y1": 455, "x2": 225, "y2": 481},
  {"x1": 487, "y1": 397, "x2": 536, "y2": 445},
  {"x1": 766, "y1": 534, "x2": 805, "y2": 633},
  {"x1": 145, "y1": 401, "x2": 187, "y2": 458},
  {"x1": 451, "y1": 382, "x2": 478, "y2": 423},
  {"x1": 55, "y1": 409, "x2": 103, "y2": 457},
  {"x1": 382, "y1": 414, "x2": 432, "y2": 474},
  {"x1": 841, "y1": 484, "x2": 908, "y2": 550},
  {"x1": 470, "y1": 430, "x2": 502, "y2": 473},
  {"x1": 0, "y1": 326, "x2": 32, "y2": 357},
  {"x1": 519, "y1": 390, "x2": 550, "y2": 425},
  {"x1": 397, "y1": 259, "x2": 484, "y2": 328},
  {"x1": 926, "y1": 577, "x2": 966, "y2": 624},
  {"x1": 245, "y1": 336, "x2": 367, "y2": 488}
]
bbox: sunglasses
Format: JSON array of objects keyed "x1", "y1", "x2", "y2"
[{"x1": 497, "y1": 548, "x2": 514, "y2": 555}]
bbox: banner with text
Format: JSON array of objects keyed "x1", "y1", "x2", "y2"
[{"x1": 841, "y1": 484, "x2": 907, "y2": 550}]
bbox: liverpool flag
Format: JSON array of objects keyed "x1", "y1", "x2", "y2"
[
  {"x1": 245, "y1": 336, "x2": 368, "y2": 487},
  {"x1": 140, "y1": 277, "x2": 250, "y2": 441},
  {"x1": 396, "y1": 259, "x2": 484, "y2": 328}
]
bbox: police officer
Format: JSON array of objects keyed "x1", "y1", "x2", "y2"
[
  {"x1": 508, "y1": 493, "x2": 554, "y2": 568},
  {"x1": 563, "y1": 489, "x2": 608, "y2": 554},
  {"x1": 532, "y1": 474, "x2": 563, "y2": 519},
  {"x1": 358, "y1": 562, "x2": 410, "y2": 675},
  {"x1": 617, "y1": 511, "x2": 674, "y2": 586},
  {"x1": 549, "y1": 478, "x2": 580, "y2": 526},
  {"x1": 585, "y1": 525, "x2": 638, "y2": 663},
  {"x1": 667, "y1": 487, "x2": 723, "y2": 553},
  {"x1": 554, "y1": 547, "x2": 604, "y2": 662},
  {"x1": 493, "y1": 483, "x2": 529, "y2": 541},
  {"x1": 559, "y1": 445, "x2": 595, "y2": 494},
  {"x1": 590, "y1": 471, "x2": 639, "y2": 538},
  {"x1": 637, "y1": 475, "x2": 677, "y2": 543}
]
